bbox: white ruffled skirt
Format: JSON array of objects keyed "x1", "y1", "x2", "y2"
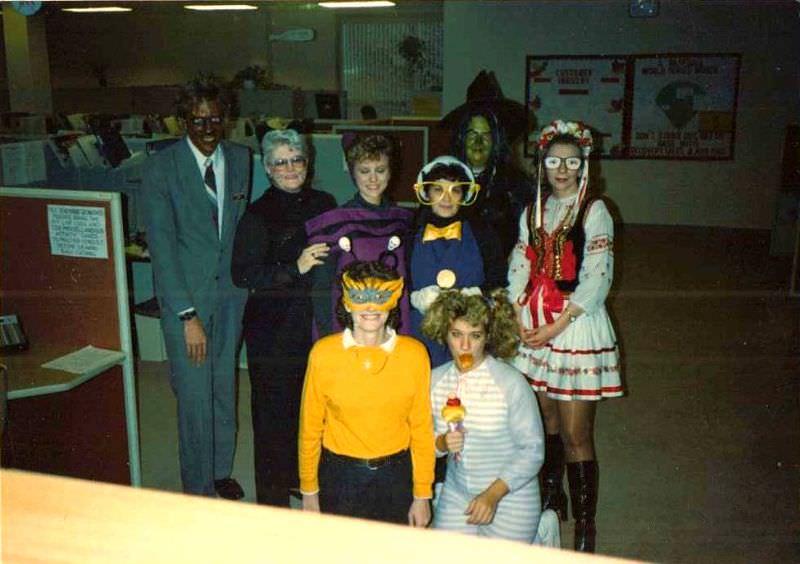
[{"x1": 512, "y1": 305, "x2": 623, "y2": 401}]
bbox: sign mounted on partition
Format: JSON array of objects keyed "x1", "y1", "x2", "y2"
[{"x1": 48, "y1": 205, "x2": 108, "y2": 259}]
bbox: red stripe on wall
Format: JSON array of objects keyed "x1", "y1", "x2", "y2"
[{"x1": 558, "y1": 89, "x2": 589, "y2": 95}]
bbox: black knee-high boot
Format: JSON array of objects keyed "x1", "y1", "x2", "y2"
[
  {"x1": 567, "y1": 460, "x2": 599, "y2": 553},
  {"x1": 540, "y1": 434, "x2": 568, "y2": 520}
]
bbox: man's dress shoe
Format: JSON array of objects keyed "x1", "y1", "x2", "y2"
[{"x1": 214, "y1": 478, "x2": 244, "y2": 500}]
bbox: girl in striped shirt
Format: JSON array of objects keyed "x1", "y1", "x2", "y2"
[{"x1": 423, "y1": 289, "x2": 557, "y2": 545}]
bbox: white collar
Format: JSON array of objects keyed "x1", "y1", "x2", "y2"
[
  {"x1": 186, "y1": 137, "x2": 222, "y2": 168},
  {"x1": 342, "y1": 327, "x2": 397, "y2": 353}
]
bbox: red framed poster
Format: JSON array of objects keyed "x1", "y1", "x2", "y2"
[
  {"x1": 526, "y1": 55, "x2": 629, "y2": 158},
  {"x1": 526, "y1": 53, "x2": 741, "y2": 161}
]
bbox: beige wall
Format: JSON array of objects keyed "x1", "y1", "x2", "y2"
[
  {"x1": 46, "y1": 9, "x2": 271, "y2": 88},
  {"x1": 443, "y1": 0, "x2": 800, "y2": 229},
  {"x1": 269, "y1": 7, "x2": 338, "y2": 91}
]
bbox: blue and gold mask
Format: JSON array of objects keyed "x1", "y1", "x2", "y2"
[{"x1": 341, "y1": 273, "x2": 404, "y2": 313}]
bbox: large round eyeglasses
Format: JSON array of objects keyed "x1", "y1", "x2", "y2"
[
  {"x1": 543, "y1": 156, "x2": 582, "y2": 171},
  {"x1": 413, "y1": 181, "x2": 481, "y2": 206}
]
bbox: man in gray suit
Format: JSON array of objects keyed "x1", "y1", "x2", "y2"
[{"x1": 142, "y1": 80, "x2": 250, "y2": 498}]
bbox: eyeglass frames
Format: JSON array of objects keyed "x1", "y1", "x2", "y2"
[
  {"x1": 413, "y1": 181, "x2": 481, "y2": 206},
  {"x1": 268, "y1": 155, "x2": 308, "y2": 170},
  {"x1": 188, "y1": 115, "x2": 224, "y2": 128},
  {"x1": 543, "y1": 156, "x2": 583, "y2": 170}
]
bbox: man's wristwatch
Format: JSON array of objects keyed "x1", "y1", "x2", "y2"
[
  {"x1": 568, "y1": 312, "x2": 578, "y2": 323},
  {"x1": 179, "y1": 310, "x2": 197, "y2": 322}
]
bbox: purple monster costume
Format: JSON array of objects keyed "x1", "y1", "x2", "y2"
[{"x1": 306, "y1": 205, "x2": 414, "y2": 339}]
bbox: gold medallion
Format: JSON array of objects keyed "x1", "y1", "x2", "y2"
[{"x1": 436, "y1": 269, "x2": 456, "y2": 289}]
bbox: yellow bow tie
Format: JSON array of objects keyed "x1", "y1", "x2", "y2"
[{"x1": 423, "y1": 221, "x2": 462, "y2": 242}]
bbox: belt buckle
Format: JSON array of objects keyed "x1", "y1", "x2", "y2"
[{"x1": 366, "y1": 457, "x2": 385, "y2": 471}]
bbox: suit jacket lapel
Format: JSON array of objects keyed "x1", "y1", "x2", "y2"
[{"x1": 176, "y1": 138, "x2": 220, "y2": 244}]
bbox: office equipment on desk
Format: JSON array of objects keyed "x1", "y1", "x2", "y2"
[
  {"x1": 315, "y1": 92, "x2": 342, "y2": 119},
  {"x1": 0, "y1": 139, "x2": 47, "y2": 185},
  {"x1": 0, "y1": 187, "x2": 140, "y2": 486},
  {"x1": 66, "y1": 113, "x2": 89, "y2": 131},
  {"x1": 111, "y1": 116, "x2": 146, "y2": 136},
  {"x1": 0, "y1": 314, "x2": 29, "y2": 352},
  {"x1": 96, "y1": 126, "x2": 132, "y2": 168}
]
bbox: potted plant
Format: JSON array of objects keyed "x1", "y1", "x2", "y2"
[{"x1": 232, "y1": 65, "x2": 270, "y2": 91}]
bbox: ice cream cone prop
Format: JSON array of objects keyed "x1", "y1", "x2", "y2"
[{"x1": 442, "y1": 393, "x2": 467, "y2": 462}]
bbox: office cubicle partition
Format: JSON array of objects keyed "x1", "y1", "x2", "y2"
[{"x1": 0, "y1": 187, "x2": 141, "y2": 486}]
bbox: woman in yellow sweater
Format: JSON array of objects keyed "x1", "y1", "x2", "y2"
[{"x1": 298, "y1": 260, "x2": 434, "y2": 526}]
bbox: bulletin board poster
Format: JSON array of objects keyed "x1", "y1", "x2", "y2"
[
  {"x1": 628, "y1": 54, "x2": 741, "y2": 159},
  {"x1": 526, "y1": 55, "x2": 629, "y2": 158}
]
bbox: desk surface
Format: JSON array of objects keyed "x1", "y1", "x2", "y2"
[
  {"x1": 1, "y1": 469, "x2": 620, "y2": 564},
  {"x1": 0, "y1": 342, "x2": 125, "y2": 400}
]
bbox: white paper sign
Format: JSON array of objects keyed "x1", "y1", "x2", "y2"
[{"x1": 48, "y1": 205, "x2": 108, "y2": 259}]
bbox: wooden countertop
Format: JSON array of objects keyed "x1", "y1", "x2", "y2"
[{"x1": 1, "y1": 469, "x2": 623, "y2": 563}]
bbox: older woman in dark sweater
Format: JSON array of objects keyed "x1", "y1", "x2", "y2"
[{"x1": 231, "y1": 128, "x2": 335, "y2": 507}]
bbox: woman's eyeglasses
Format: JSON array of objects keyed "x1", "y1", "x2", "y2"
[
  {"x1": 543, "y1": 156, "x2": 582, "y2": 170},
  {"x1": 413, "y1": 181, "x2": 481, "y2": 206},
  {"x1": 189, "y1": 116, "x2": 224, "y2": 128},
  {"x1": 269, "y1": 156, "x2": 308, "y2": 170}
]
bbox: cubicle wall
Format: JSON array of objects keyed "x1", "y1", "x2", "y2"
[{"x1": 0, "y1": 188, "x2": 140, "y2": 486}]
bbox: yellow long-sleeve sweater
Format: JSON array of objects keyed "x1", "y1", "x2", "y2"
[{"x1": 298, "y1": 331, "x2": 435, "y2": 499}]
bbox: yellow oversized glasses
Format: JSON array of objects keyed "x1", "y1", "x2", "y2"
[{"x1": 413, "y1": 181, "x2": 481, "y2": 206}]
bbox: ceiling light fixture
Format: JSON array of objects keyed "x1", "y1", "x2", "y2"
[
  {"x1": 61, "y1": 6, "x2": 133, "y2": 13},
  {"x1": 184, "y1": 4, "x2": 258, "y2": 11},
  {"x1": 319, "y1": 1, "x2": 396, "y2": 8}
]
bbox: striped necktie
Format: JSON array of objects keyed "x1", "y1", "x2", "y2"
[{"x1": 204, "y1": 158, "x2": 219, "y2": 231}]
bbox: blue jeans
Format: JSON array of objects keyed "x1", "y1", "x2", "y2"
[{"x1": 319, "y1": 448, "x2": 412, "y2": 524}]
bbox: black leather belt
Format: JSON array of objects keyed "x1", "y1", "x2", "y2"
[{"x1": 323, "y1": 448, "x2": 409, "y2": 471}]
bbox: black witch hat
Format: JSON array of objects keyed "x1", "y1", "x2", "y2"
[{"x1": 441, "y1": 70, "x2": 530, "y2": 141}]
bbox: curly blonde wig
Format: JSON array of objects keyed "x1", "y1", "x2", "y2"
[{"x1": 421, "y1": 288, "x2": 519, "y2": 360}]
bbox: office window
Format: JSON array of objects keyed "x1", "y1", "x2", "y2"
[{"x1": 342, "y1": 20, "x2": 442, "y2": 118}]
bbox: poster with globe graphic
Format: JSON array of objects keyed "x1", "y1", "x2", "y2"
[{"x1": 628, "y1": 54, "x2": 741, "y2": 159}]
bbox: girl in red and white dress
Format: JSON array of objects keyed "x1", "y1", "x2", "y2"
[{"x1": 507, "y1": 119, "x2": 622, "y2": 553}]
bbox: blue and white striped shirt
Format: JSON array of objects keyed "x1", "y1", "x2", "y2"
[{"x1": 431, "y1": 356, "x2": 545, "y2": 495}]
